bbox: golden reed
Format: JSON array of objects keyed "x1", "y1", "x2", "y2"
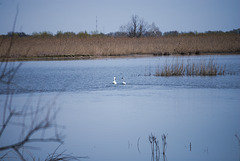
[{"x1": 0, "y1": 34, "x2": 239, "y2": 60}]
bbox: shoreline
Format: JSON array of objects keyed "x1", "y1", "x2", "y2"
[{"x1": 1, "y1": 51, "x2": 240, "y2": 62}]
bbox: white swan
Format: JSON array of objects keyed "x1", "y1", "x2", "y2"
[
  {"x1": 113, "y1": 77, "x2": 117, "y2": 85},
  {"x1": 122, "y1": 77, "x2": 126, "y2": 85}
]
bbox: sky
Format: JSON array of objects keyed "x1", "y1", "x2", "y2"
[{"x1": 0, "y1": 0, "x2": 239, "y2": 35}]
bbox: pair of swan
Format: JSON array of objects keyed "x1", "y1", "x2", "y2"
[{"x1": 113, "y1": 77, "x2": 126, "y2": 85}]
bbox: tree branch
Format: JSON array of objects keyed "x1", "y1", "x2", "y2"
[
  {"x1": 0, "y1": 111, "x2": 14, "y2": 137},
  {"x1": 0, "y1": 114, "x2": 63, "y2": 151},
  {"x1": 13, "y1": 147, "x2": 26, "y2": 161}
]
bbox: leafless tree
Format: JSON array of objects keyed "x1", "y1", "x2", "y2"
[
  {"x1": 0, "y1": 92, "x2": 63, "y2": 160},
  {"x1": 0, "y1": 7, "x2": 82, "y2": 161},
  {"x1": 145, "y1": 23, "x2": 162, "y2": 37},
  {"x1": 120, "y1": 15, "x2": 149, "y2": 38},
  {"x1": 120, "y1": 15, "x2": 162, "y2": 37}
]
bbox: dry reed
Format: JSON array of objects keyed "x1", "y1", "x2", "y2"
[
  {"x1": 0, "y1": 34, "x2": 240, "y2": 60},
  {"x1": 156, "y1": 58, "x2": 226, "y2": 76}
]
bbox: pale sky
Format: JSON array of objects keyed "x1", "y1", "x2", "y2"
[{"x1": 0, "y1": 0, "x2": 239, "y2": 35}]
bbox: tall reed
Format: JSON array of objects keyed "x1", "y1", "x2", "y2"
[
  {"x1": 155, "y1": 58, "x2": 226, "y2": 76},
  {"x1": 0, "y1": 34, "x2": 239, "y2": 60}
]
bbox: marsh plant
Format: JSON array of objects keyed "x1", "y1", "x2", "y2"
[
  {"x1": 162, "y1": 134, "x2": 167, "y2": 161},
  {"x1": 156, "y1": 58, "x2": 185, "y2": 76},
  {"x1": 149, "y1": 133, "x2": 168, "y2": 161},
  {"x1": 155, "y1": 58, "x2": 226, "y2": 76},
  {"x1": 149, "y1": 134, "x2": 160, "y2": 161}
]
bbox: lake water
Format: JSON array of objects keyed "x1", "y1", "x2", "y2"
[{"x1": 0, "y1": 55, "x2": 240, "y2": 161}]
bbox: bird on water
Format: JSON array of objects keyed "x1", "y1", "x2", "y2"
[
  {"x1": 122, "y1": 77, "x2": 126, "y2": 85},
  {"x1": 113, "y1": 77, "x2": 117, "y2": 85}
]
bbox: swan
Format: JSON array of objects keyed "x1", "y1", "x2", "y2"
[
  {"x1": 122, "y1": 77, "x2": 126, "y2": 85},
  {"x1": 113, "y1": 77, "x2": 117, "y2": 85}
]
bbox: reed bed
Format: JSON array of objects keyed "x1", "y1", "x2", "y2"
[
  {"x1": 155, "y1": 58, "x2": 226, "y2": 76},
  {"x1": 0, "y1": 34, "x2": 240, "y2": 60}
]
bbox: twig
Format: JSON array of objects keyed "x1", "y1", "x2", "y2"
[{"x1": 45, "y1": 144, "x2": 88, "y2": 161}]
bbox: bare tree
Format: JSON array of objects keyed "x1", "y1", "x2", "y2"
[
  {"x1": 120, "y1": 15, "x2": 149, "y2": 38},
  {"x1": 145, "y1": 23, "x2": 162, "y2": 37},
  {"x1": 0, "y1": 54, "x2": 84, "y2": 161},
  {"x1": 0, "y1": 7, "x2": 82, "y2": 161},
  {"x1": 0, "y1": 93, "x2": 63, "y2": 160},
  {"x1": 120, "y1": 15, "x2": 162, "y2": 37}
]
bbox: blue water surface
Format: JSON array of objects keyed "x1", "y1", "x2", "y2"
[{"x1": 0, "y1": 55, "x2": 240, "y2": 161}]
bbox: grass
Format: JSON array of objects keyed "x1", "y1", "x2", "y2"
[
  {"x1": 155, "y1": 58, "x2": 227, "y2": 76},
  {"x1": 0, "y1": 34, "x2": 240, "y2": 61}
]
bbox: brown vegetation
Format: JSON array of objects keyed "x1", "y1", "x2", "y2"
[
  {"x1": 0, "y1": 34, "x2": 240, "y2": 61},
  {"x1": 155, "y1": 58, "x2": 226, "y2": 76}
]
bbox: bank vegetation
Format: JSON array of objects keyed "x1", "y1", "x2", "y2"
[{"x1": 0, "y1": 31, "x2": 240, "y2": 61}]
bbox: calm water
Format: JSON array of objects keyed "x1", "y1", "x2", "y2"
[{"x1": 0, "y1": 55, "x2": 240, "y2": 161}]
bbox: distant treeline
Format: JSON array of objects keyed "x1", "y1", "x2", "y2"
[{"x1": 3, "y1": 28, "x2": 240, "y2": 38}]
